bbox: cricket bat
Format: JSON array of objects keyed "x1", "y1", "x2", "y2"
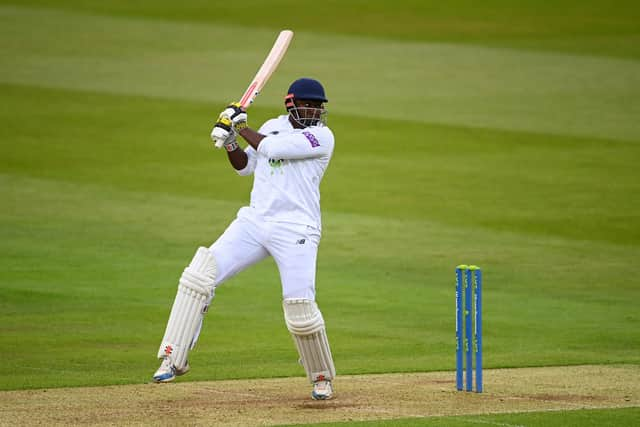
[{"x1": 214, "y1": 30, "x2": 294, "y2": 148}]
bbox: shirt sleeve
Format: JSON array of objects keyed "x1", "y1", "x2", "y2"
[
  {"x1": 257, "y1": 118, "x2": 282, "y2": 134},
  {"x1": 257, "y1": 127, "x2": 334, "y2": 160},
  {"x1": 235, "y1": 146, "x2": 258, "y2": 176}
]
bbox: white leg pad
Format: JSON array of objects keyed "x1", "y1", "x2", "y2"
[
  {"x1": 157, "y1": 247, "x2": 217, "y2": 369},
  {"x1": 283, "y1": 298, "x2": 336, "y2": 383}
]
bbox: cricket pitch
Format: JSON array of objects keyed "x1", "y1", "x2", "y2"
[{"x1": 1, "y1": 365, "x2": 637, "y2": 426}]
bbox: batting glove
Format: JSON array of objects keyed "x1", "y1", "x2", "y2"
[
  {"x1": 211, "y1": 116, "x2": 232, "y2": 147},
  {"x1": 220, "y1": 102, "x2": 248, "y2": 131},
  {"x1": 222, "y1": 129, "x2": 239, "y2": 152}
]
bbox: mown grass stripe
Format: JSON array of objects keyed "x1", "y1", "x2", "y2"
[{"x1": 1, "y1": 6, "x2": 639, "y2": 140}]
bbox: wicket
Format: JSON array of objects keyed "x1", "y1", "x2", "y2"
[{"x1": 455, "y1": 264, "x2": 483, "y2": 392}]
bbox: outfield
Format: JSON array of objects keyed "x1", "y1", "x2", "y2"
[{"x1": 1, "y1": 1, "x2": 639, "y2": 425}]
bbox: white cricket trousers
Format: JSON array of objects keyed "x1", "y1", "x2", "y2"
[{"x1": 209, "y1": 213, "x2": 321, "y2": 301}]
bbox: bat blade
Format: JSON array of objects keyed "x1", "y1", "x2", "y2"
[
  {"x1": 214, "y1": 30, "x2": 294, "y2": 148},
  {"x1": 239, "y1": 30, "x2": 294, "y2": 109}
]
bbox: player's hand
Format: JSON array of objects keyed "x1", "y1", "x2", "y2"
[
  {"x1": 211, "y1": 116, "x2": 232, "y2": 147},
  {"x1": 220, "y1": 102, "x2": 248, "y2": 130},
  {"x1": 222, "y1": 129, "x2": 239, "y2": 152}
]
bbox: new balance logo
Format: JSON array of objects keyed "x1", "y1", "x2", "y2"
[{"x1": 296, "y1": 239, "x2": 306, "y2": 245}]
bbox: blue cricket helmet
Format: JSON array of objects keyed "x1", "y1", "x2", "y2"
[{"x1": 285, "y1": 78, "x2": 328, "y2": 109}]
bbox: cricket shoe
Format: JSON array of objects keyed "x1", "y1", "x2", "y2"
[
  {"x1": 152, "y1": 357, "x2": 190, "y2": 383},
  {"x1": 311, "y1": 379, "x2": 334, "y2": 400}
]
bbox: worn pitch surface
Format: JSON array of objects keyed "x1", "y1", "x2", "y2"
[{"x1": 1, "y1": 365, "x2": 637, "y2": 426}]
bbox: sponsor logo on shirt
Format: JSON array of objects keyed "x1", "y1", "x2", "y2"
[
  {"x1": 302, "y1": 131, "x2": 320, "y2": 148},
  {"x1": 269, "y1": 158, "x2": 284, "y2": 175}
]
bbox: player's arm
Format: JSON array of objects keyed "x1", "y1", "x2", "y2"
[
  {"x1": 210, "y1": 118, "x2": 249, "y2": 172},
  {"x1": 237, "y1": 127, "x2": 266, "y2": 151},
  {"x1": 222, "y1": 103, "x2": 268, "y2": 150},
  {"x1": 225, "y1": 141, "x2": 249, "y2": 170},
  {"x1": 212, "y1": 103, "x2": 267, "y2": 152},
  {"x1": 259, "y1": 128, "x2": 334, "y2": 160},
  {"x1": 220, "y1": 131, "x2": 258, "y2": 175},
  {"x1": 210, "y1": 103, "x2": 253, "y2": 172}
]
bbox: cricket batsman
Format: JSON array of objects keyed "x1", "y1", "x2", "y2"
[{"x1": 152, "y1": 78, "x2": 337, "y2": 400}]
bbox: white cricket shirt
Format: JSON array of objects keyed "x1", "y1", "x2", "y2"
[{"x1": 235, "y1": 115, "x2": 334, "y2": 230}]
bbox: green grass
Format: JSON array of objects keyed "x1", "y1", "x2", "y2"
[
  {"x1": 1, "y1": 0, "x2": 639, "y2": 425},
  {"x1": 3, "y1": 0, "x2": 640, "y2": 58},
  {"x1": 278, "y1": 407, "x2": 640, "y2": 426},
  {"x1": 1, "y1": 83, "x2": 638, "y2": 389},
  {"x1": 1, "y1": 5, "x2": 639, "y2": 141}
]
